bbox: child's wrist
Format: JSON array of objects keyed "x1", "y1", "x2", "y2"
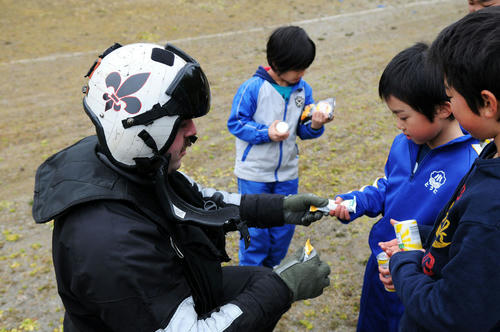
[{"x1": 310, "y1": 123, "x2": 322, "y2": 130}]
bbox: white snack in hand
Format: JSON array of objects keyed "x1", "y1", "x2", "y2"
[
  {"x1": 276, "y1": 121, "x2": 289, "y2": 134},
  {"x1": 310, "y1": 197, "x2": 357, "y2": 215},
  {"x1": 316, "y1": 101, "x2": 332, "y2": 115}
]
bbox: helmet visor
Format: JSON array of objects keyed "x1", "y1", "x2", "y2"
[
  {"x1": 165, "y1": 43, "x2": 210, "y2": 119},
  {"x1": 166, "y1": 62, "x2": 211, "y2": 119}
]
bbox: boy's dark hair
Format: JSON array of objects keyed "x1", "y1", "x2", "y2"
[
  {"x1": 266, "y1": 26, "x2": 316, "y2": 74},
  {"x1": 379, "y1": 42, "x2": 450, "y2": 122},
  {"x1": 429, "y1": 6, "x2": 500, "y2": 115}
]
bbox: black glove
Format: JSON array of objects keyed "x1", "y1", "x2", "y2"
[
  {"x1": 274, "y1": 247, "x2": 331, "y2": 302},
  {"x1": 283, "y1": 193, "x2": 328, "y2": 226}
]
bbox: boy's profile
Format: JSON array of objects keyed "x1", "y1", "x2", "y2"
[
  {"x1": 467, "y1": 0, "x2": 500, "y2": 12},
  {"x1": 332, "y1": 43, "x2": 481, "y2": 332},
  {"x1": 227, "y1": 26, "x2": 332, "y2": 267},
  {"x1": 384, "y1": 7, "x2": 500, "y2": 330}
]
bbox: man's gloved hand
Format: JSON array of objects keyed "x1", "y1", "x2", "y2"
[
  {"x1": 274, "y1": 247, "x2": 331, "y2": 302},
  {"x1": 283, "y1": 193, "x2": 328, "y2": 226}
]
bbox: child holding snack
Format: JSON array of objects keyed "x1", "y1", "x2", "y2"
[
  {"x1": 382, "y1": 8, "x2": 500, "y2": 330},
  {"x1": 227, "y1": 26, "x2": 333, "y2": 267},
  {"x1": 332, "y1": 43, "x2": 482, "y2": 332}
]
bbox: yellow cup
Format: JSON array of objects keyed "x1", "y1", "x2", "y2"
[{"x1": 376, "y1": 252, "x2": 395, "y2": 292}]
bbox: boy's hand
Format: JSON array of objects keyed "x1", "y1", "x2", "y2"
[
  {"x1": 378, "y1": 265, "x2": 395, "y2": 291},
  {"x1": 311, "y1": 108, "x2": 334, "y2": 129},
  {"x1": 378, "y1": 238, "x2": 400, "y2": 257},
  {"x1": 378, "y1": 219, "x2": 402, "y2": 257},
  {"x1": 269, "y1": 120, "x2": 289, "y2": 142},
  {"x1": 331, "y1": 197, "x2": 351, "y2": 221}
]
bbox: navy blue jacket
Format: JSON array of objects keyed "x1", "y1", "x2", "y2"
[{"x1": 390, "y1": 141, "x2": 500, "y2": 331}]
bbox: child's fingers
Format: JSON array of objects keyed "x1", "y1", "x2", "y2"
[{"x1": 333, "y1": 205, "x2": 350, "y2": 221}]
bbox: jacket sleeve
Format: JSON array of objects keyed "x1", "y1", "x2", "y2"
[
  {"x1": 336, "y1": 175, "x2": 388, "y2": 223},
  {"x1": 160, "y1": 268, "x2": 292, "y2": 331},
  {"x1": 180, "y1": 171, "x2": 242, "y2": 206},
  {"x1": 239, "y1": 193, "x2": 285, "y2": 228},
  {"x1": 176, "y1": 173, "x2": 284, "y2": 228},
  {"x1": 390, "y1": 221, "x2": 500, "y2": 331},
  {"x1": 227, "y1": 79, "x2": 271, "y2": 145}
]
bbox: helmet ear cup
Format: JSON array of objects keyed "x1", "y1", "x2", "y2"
[{"x1": 83, "y1": 43, "x2": 209, "y2": 170}]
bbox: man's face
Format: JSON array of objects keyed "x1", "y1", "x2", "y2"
[
  {"x1": 166, "y1": 118, "x2": 197, "y2": 173},
  {"x1": 468, "y1": 0, "x2": 500, "y2": 13}
]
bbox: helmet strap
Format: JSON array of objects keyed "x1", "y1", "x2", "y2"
[{"x1": 138, "y1": 129, "x2": 159, "y2": 153}]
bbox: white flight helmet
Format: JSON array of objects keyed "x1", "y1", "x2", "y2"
[{"x1": 83, "y1": 42, "x2": 210, "y2": 170}]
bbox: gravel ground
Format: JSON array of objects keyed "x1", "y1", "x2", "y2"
[{"x1": 0, "y1": 1, "x2": 467, "y2": 331}]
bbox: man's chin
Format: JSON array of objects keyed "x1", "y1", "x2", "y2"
[{"x1": 167, "y1": 162, "x2": 182, "y2": 174}]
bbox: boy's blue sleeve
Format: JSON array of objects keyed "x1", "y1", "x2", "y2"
[
  {"x1": 297, "y1": 123, "x2": 324, "y2": 139},
  {"x1": 390, "y1": 221, "x2": 500, "y2": 330},
  {"x1": 227, "y1": 79, "x2": 271, "y2": 145},
  {"x1": 336, "y1": 175, "x2": 388, "y2": 224},
  {"x1": 297, "y1": 82, "x2": 324, "y2": 139}
]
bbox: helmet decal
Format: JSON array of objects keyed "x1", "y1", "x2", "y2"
[{"x1": 103, "y1": 72, "x2": 151, "y2": 114}]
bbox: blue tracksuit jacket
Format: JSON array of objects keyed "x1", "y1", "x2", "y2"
[
  {"x1": 338, "y1": 132, "x2": 481, "y2": 332},
  {"x1": 227, "y1": 66, "x2": 323, "y2": 183}
]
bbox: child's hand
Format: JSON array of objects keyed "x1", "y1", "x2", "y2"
[
  {"x1": 378, "y1": 238, "x2": 400, "y2": 257},
  {"x1": 311, "y1": 108, "x2": 334, "y2": 129},
  {"x1": 269, "y1": 120, "x2": 290, "y2": 142},
  {"x1": 378, "y1": 265, "x2": 395, "y2": 291},
  {"x1": 331, "y1": 197, "x2": 351, "y2": 221}
]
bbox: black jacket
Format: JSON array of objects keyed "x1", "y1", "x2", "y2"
[{"x1": 33, "y1": 136, "x2": 292, "y2": 331}]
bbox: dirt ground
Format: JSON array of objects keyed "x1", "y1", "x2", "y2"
[{"x1": 0, "y1": 0, "x2": 468, "y2": 331}]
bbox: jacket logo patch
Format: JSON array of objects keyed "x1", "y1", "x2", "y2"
[
  {"x1": 425, "y1": 170, "x2": 446, "y2": 194},
  {"x1": 295, "y1": 95, "x2": 304, "y2": 108},
  {"x1": 422, "y1": 252, "x2": 435, "y2": 276},
  {"x1": 432, "y1": 201, "x2": 454, "y2": 249},
  {"x1": 102, "y1": 72, "x2": 150, "y2": 114}
]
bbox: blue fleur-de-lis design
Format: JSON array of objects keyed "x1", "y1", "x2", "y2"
[{"x1": 102, "y1": 72, "x2": 150, "y2": 114}]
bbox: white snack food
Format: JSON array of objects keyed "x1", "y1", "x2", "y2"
[{"x1": 276, "y1": 121, "x2": 289, "y2": 133}]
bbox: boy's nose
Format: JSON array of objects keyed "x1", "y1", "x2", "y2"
[{"x1": 396, "y1": 119, "x2": 404, "y2": 130}]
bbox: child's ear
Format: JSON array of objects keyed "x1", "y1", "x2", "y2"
[
  {"x1": 480, "y1": 90, "x2": 499, "y2": 119},
  {"x1": 436, "y1": 101, "x2": 453, "y2": 119}
]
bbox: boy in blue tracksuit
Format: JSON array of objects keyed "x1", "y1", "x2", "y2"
[
  {"x1": 380, "y1": 8, "x2": 500, "y2": 331},
  {"x1": 332, "y1": 43, "x2": 482, "y2": 332},
  {"x1": 227, "y1": 26, "x2": 332, "y2": 267}
]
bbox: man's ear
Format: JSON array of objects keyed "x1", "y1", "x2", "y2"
[
  {"x1": 480, "y1": 90, "x2": 499, "y2": 120},
  {"x1": 436, "y1": 101, "x2": 453, "y2": 119}
]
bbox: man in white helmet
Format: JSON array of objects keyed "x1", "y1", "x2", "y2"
[{"x1": 32, "y1": 43, "x2": 331, "y2": 331}]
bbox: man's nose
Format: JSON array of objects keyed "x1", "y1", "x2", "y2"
[{"x1": 185, "y1": 119, "x2": 197, "y2": 136}]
